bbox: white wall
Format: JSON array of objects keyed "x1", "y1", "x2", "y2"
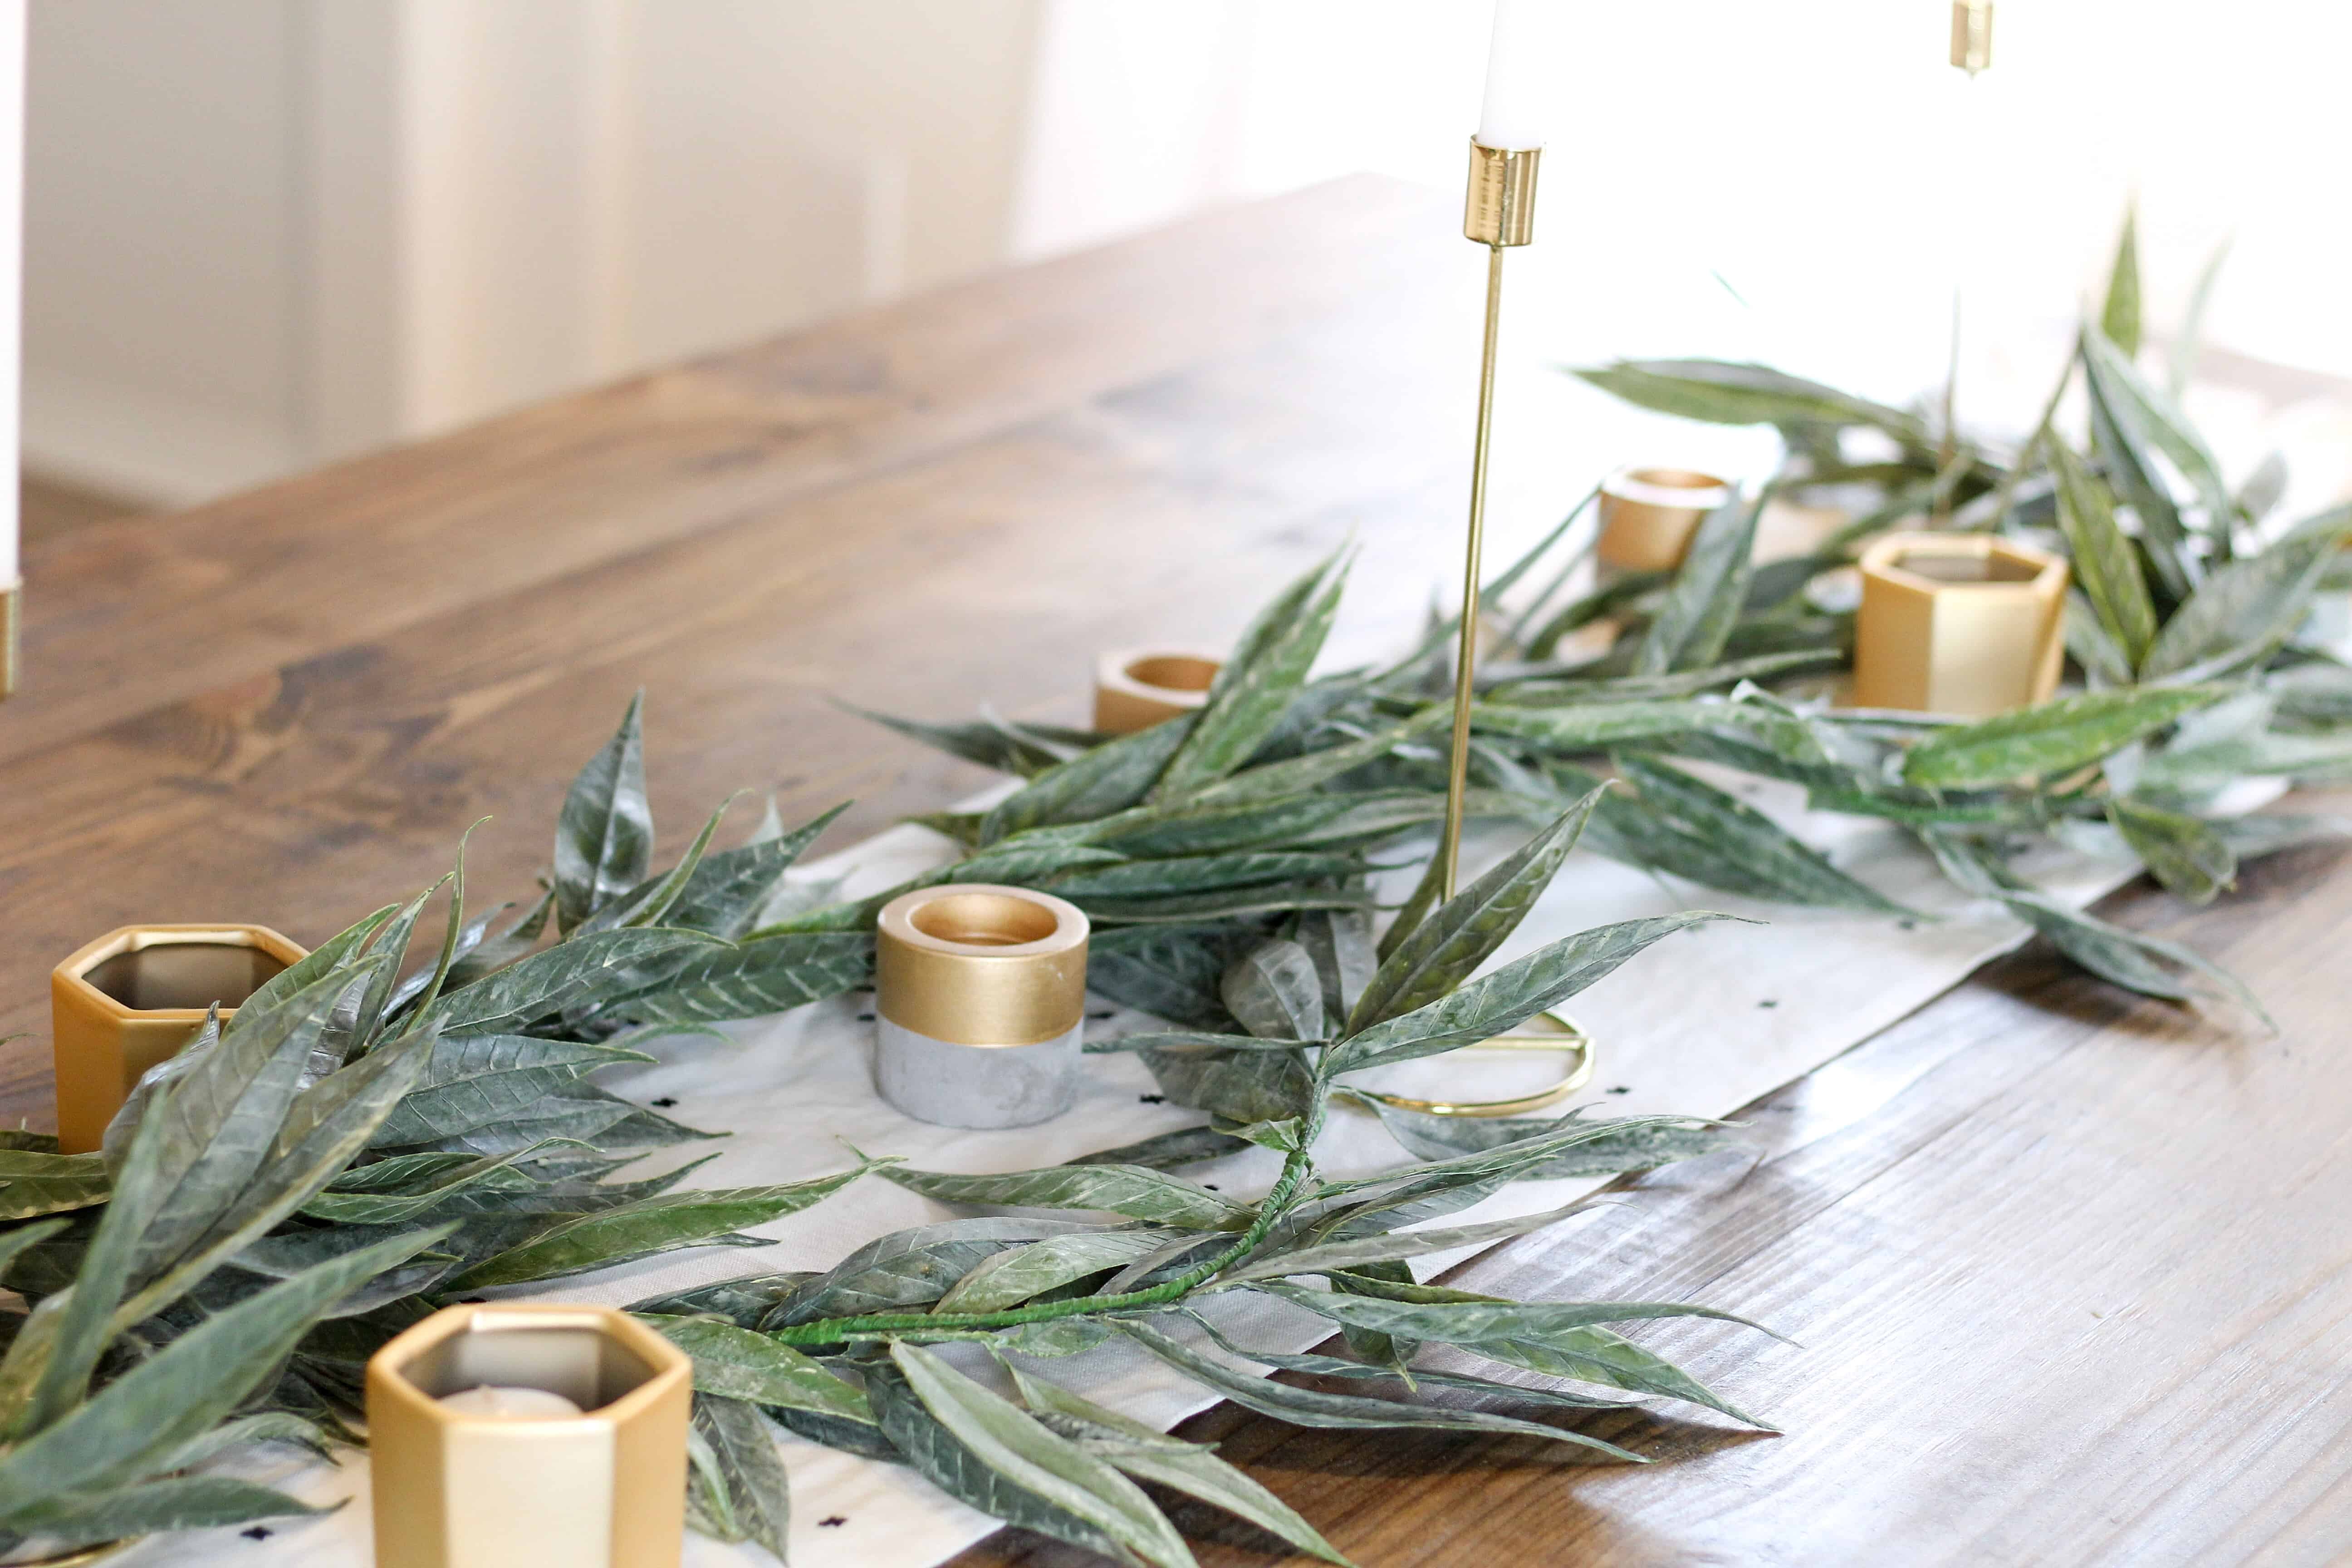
[
  {"x1": 24, "y1": 0, "x2": 1041, "y2": 505},
  {"x1": 26, "y1": 0, "x2": 304, "y2": 499},
  {"x1": 25, "y1": 1, "x2": 2352, "y2": 511}
]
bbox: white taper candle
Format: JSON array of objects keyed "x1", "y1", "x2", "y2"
[
  {"x1": 1475, "y1": 0, "x2": 1556, "y2": 151},
  {"x1": 0, "y1": 2, "x2": 21, "y2": 593}
]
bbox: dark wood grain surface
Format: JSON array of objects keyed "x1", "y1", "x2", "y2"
[{"x1": 4, "y1": 176, "x2": 2347, "y2": 1568}]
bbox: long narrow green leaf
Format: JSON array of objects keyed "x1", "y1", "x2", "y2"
[
  {"x1": 446, "y1": 1167, "x2": 871, "y2": 1290},
  {"x1": 1154, "y1": 548, "x2": 1350, "y2": 802},
  {"x1": 982, "y1": 717, "x2": 1199, "y2": 844},
  {"x1": 1607, "y1": 755, "x2": 1909, "y2": 913},
  {"x1": 892, "y1": 1343, "x2": 1198, "y2": 1568},
  {"x1": 1220, "y1": 940, "x2": 1326, "y2": 1042},
  {"x1": 1901, "y1": 686, "x2": 2227, "y2": 787},
  {"x1": 600, "y1": 932, "x2": 875, "y2": 1026},
  {"x1": 685, "y1": 1394, "x2": 791, "y2": 1561},
  {"x1": 1634, "y1": 493, "x2": 1758, "y2": 675},
  {"x1": 555, "y1": 691, "x2": 654, "y2": 932},
  {"x1": 644, "y1": 1316, "x2": 872, "y2": 1423},
  {"x1": 1351, "y1": 788, "x2": 1604, "y2": 1033},
  {"x1": 866, "y1": 1364, "x2": 1136, "y2": 1563},
  {"x1": 1117, "y1": 1322, "x2": 1643, "y2": 1461},
  {"x1": 2108, "y1": 798, "x2": 2236, "y2": 904},
  {"x1": 2048, "y1": 441, "x2": 2157, "y2": 669},
  {"x1": 417, "y1": 927, "x2": 719, "y2": 1036},
  {"x1": 1573, "y1": 359, "x2": 1923, "y2": 440},
  {"x1": 2138, "y1": 526, "x2": 2349, "y2": 684},
  {"x1": 0, "y1": 1226, "x2": 449, "y2": 1508},
  {"x1": 880, "y1": 1164, "x2": 1242, "y2": 1230},
  {"x1": 1330, "y1": 913, "x2": 1734, "y2": 1074},
  {"x1": 1007, "y1": 1366, "x2": 1354, "y2": 1567},
  {"x1": 2101, "y1": 206, "x2": 2141, "y2": 356}
]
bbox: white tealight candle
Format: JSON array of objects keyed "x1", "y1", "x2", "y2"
[
  {"x1": 1475, "y1": 0, "x2": 1558, "y2": 151},
  {"x1": 436, "y1": 1384, "x2": 584, "y2": 1420},
  {"x1": 0, "y1": 1, "x2": 22, "y2": 598}
]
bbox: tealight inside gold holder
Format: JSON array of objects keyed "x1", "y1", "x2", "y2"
[
  {"x1": 368, "y1": 1303, "x2": 691, "y2": 1568},
  {"x1": 1596, "y1": 466, "x2": 1734, "y2": 574},
  {"x1": 1093, "y1": 647, "x2": 1222, "y2": 735},
  {"x1": 873, "y1": 884, "x2": 1089, "y2": 1128},
  {"x1": 50, "y1": 924, "x2": 307, "y2": 1154},
  {"x1": 1853, "y1": 533, "x2": 2067, "y2": 716}
]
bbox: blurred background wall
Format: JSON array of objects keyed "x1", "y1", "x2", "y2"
[{"x1": 21, "y1": 0, "x2": 2352, "y2": 512}]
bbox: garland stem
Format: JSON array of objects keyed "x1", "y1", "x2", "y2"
[{"x1": 766, "y1": 1102, "x2": 1327, "y2": 1346}]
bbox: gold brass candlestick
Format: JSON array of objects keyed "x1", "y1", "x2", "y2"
[
  {"x1": 1441, "y1": 138, "x2": 1540, "y2": 902},
  {"x1": 0, "y1": 579, "x2": 18, "y2": 701}
]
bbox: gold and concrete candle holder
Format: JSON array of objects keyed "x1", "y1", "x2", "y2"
[
  {"x1": 1093, "y1": 647, "x2": 1222, "y2": 735},
  {"x1": 1596, "y1": 466, "x2": 1734, "y2": 575},
  {"x1": 50, "y1": 924, "x2": 307, "y2": 1155},
  {"x1": 873, "y1": 884, "x2": 1089, "y2": 1128},
  {"x1": 368, "y1": 1303, "x2": 691, "y2": 1568},
  {"x1": 1853, "y1": 532, "x2": 2068, "y2": 716}
]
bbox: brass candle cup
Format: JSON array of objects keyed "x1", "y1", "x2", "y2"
[
  {"x1": 1595, "y1": 466, "x2": 1734, "y2": 575},
  {"x1": 50, "y1": 924, "x2": 307, "y2": 1155},
  {"x1": 873, "y1": 884, "x2": 1089, "y2": 1128},
  {"x1": 367, "y1": 1303, "x2": 691, "y2": 1568},
  {"x1": 1853, "y1": 533, "x2": 2068, "y2": 716},
  {"x1": 1093, "y1": 648, "x2": 1221, "y2": 735}
]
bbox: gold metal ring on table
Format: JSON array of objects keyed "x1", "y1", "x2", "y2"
[
  {"x1": 4, "y1": 1540, "x2": 141, "y2": 1566},
  {"x1": 1352, "y1": 1011, "x2": 1595, "y2": 1118}
]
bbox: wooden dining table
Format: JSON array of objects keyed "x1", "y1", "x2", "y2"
[{"x1": 4, "y1": 176, "x2": 2348, "y2": 1568}]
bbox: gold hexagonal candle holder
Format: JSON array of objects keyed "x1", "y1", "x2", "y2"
[
  {"x1": 50, "y1": 923, "x2": 308, "y2": 1154},
  {"x1": 1853, "y1": 532, "x2": 2069, "y2": 716},
  {"x1": 1093, "y1": 647, "x2": 1222, "y2": 735},
  {"x1": 367, "y1": 1303, "x2": 692, "y2": 1568},
  {"x1": 1595, "y1": 466, "x2": 1734, "y2": 574}
]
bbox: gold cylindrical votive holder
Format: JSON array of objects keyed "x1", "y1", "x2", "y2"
[
  {"x1": 1595, "y1": 466, "x2": 1734, "y2": 574},
  {"x1": 368, "y1": 1303, "x2": 691, "y2": 1568},
  {"x1": 873, "y1": 884, "x2": 1088, "y2": 1128},
  {"x1": 1092, "y1": 647, "x2": 1221, "y2": 735},
  {"x1": 1853, "y1": 533, "x2": 2068, "y2": 716},
  {"x1": 50, "y1": 924, "x2": 307, "y2": 1154}
]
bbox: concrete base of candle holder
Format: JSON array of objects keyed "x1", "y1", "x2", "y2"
[
  {"x1": 874, "y1": 1015, "x2": 1084, "y2": 1128},
  {"x1": 50, "y1": 923, "x2": 307, "y2": 1155}
]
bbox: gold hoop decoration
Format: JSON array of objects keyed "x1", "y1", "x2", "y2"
[
  {"x1": 1352, "y1": 1011, "x2": 1594, "y2": 1118},
  {"x1": 4, "y1": 1540, "x2": 142, "y2": 1566}
]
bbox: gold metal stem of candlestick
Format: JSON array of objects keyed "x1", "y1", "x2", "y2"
[
  {"x1": 0, "y1": 579, "x2": 18, "y2": 702},
  {"x1": 1442, "y1": 139, "x2": 1539, "y2": 900}
]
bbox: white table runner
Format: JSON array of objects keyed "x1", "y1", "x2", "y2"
[{"x1": 122, "y1": 769, "x2": 2200, "y2": 1568}]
